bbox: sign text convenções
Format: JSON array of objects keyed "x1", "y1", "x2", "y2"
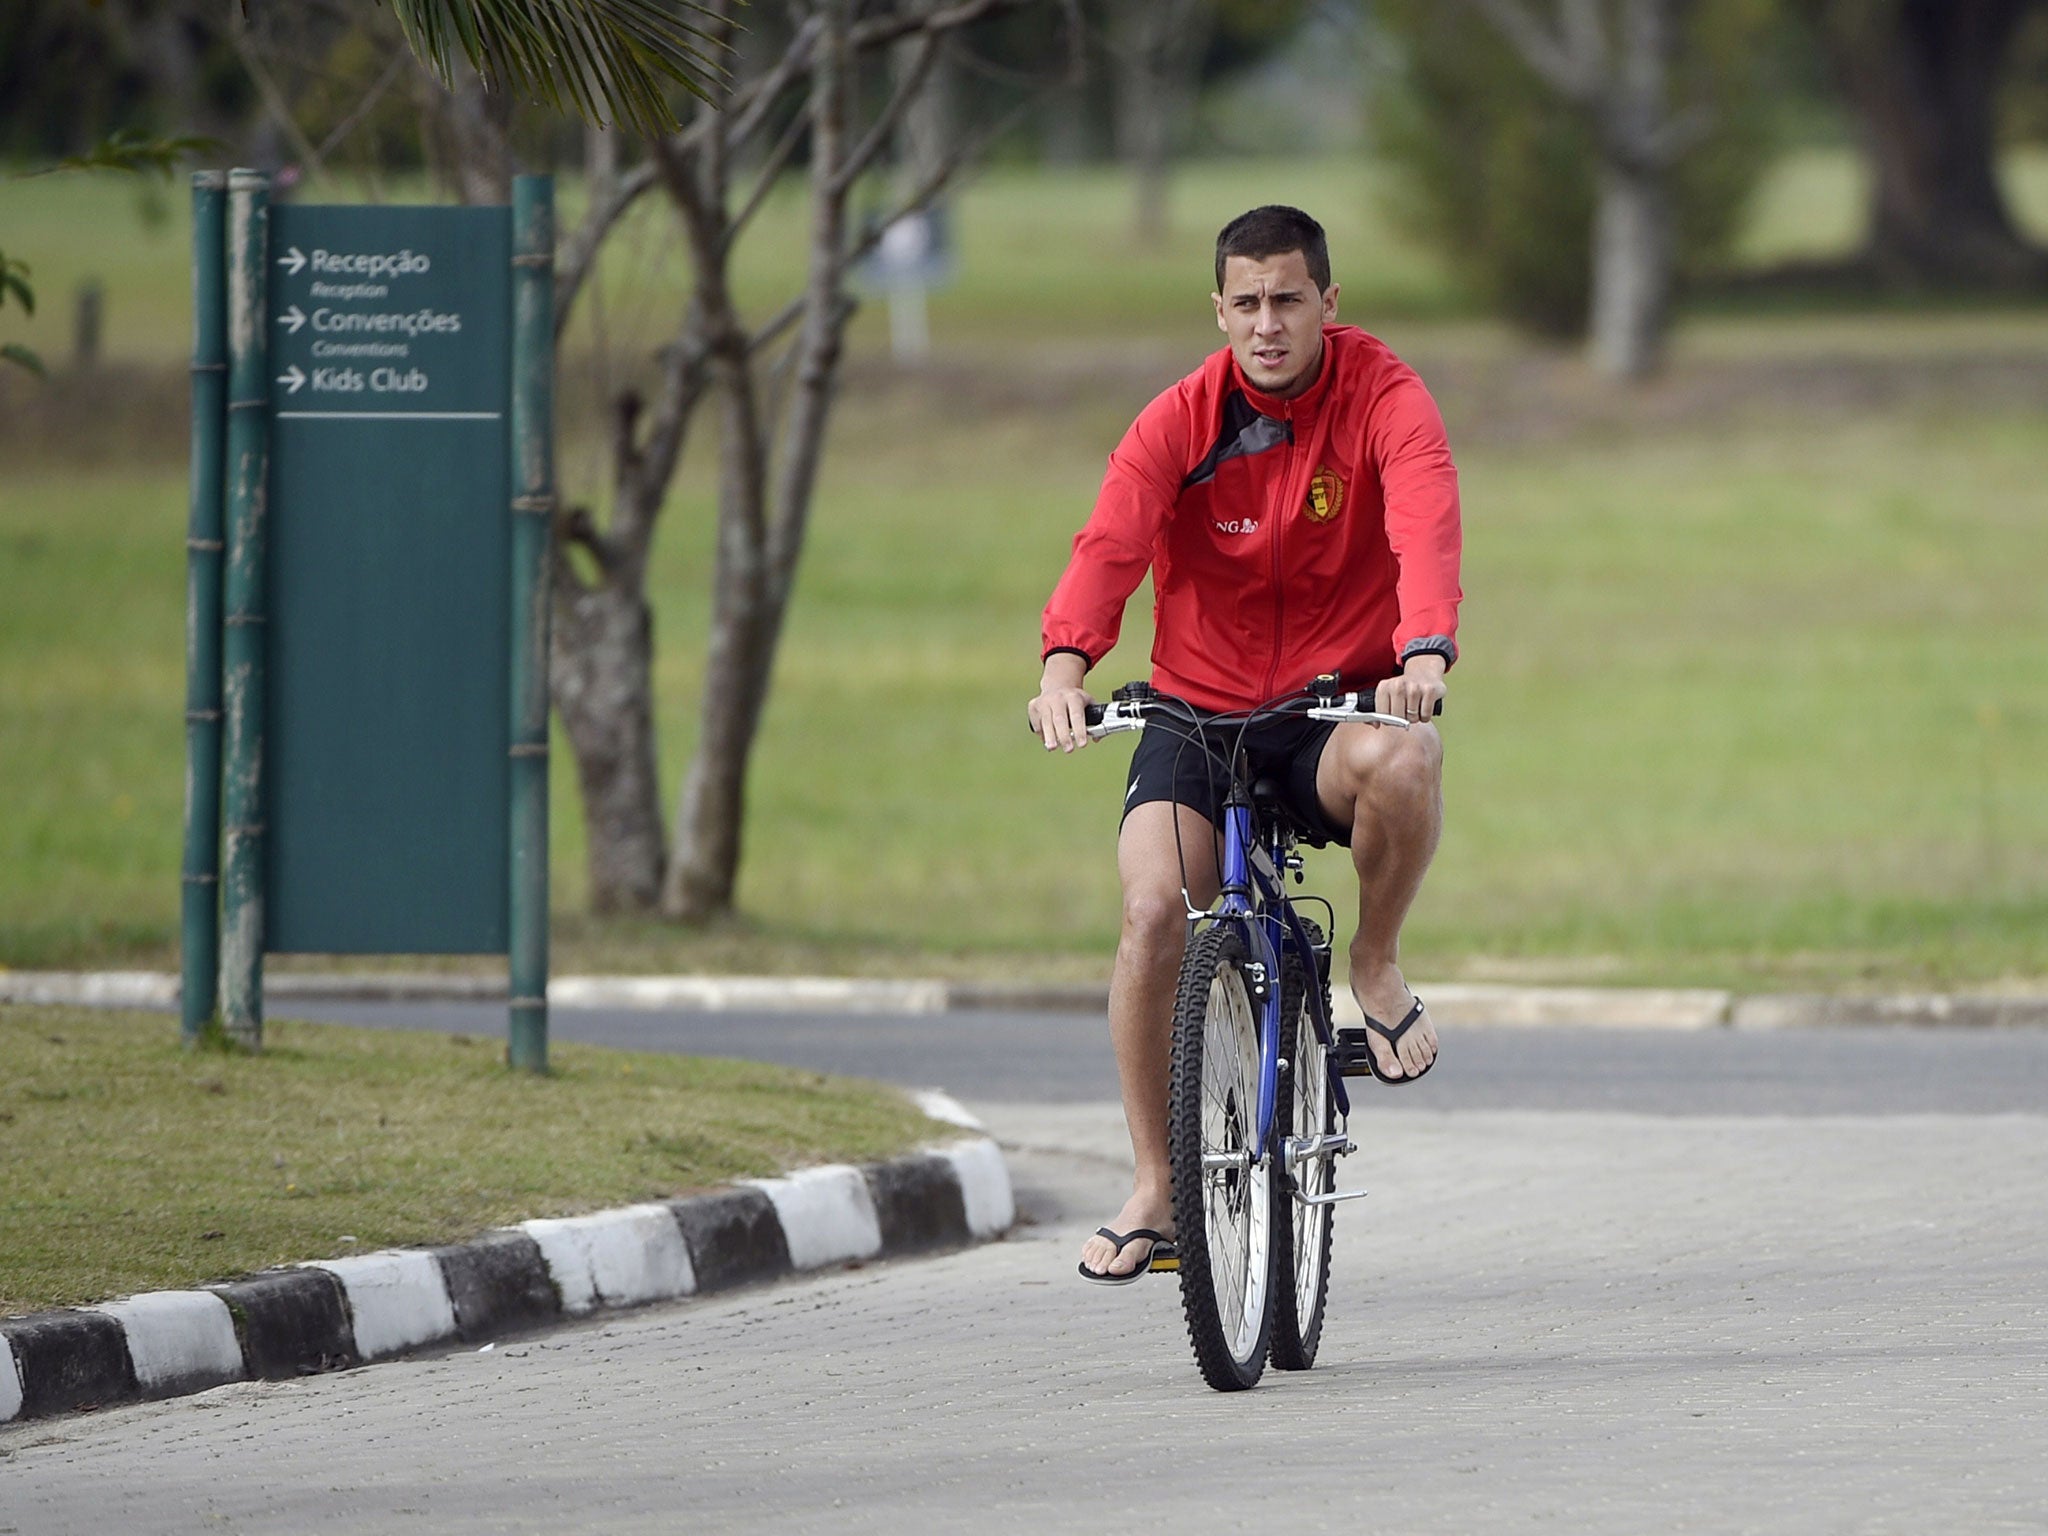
[{"x1": 309, "y1": 307, "x2": 462, "y2": 337}]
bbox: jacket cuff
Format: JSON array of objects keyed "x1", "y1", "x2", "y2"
[
  {"x1": 1041, "y1": 645, "x2": 1094, "y2": 668},
  {"x1": 1400, "y1": 635, "x2": 1458, "y2": 668}
]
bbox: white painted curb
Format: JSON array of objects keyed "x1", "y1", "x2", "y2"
[
  {"x1": 3, "y1": 1121, "x2": 1012, "y2": 1426},
  {"x1": 936, "y1": 1138, "x2": 1015, "y2": 1237},
  {"x1": 548, "y1": 975, "x2": 950, "y2": 1013},
  {"x1": 1338, "y1": 982, "x2": 1733, "y2": 1031},
  {"x1": 912, "y1": 1089, "x2": 985, "y2": 1131},
  {"x1": 0, "y1": 971, "x2": 180, "y2": 1008},
  {"x1": 312, "y1": 1250, "x2": 459, "y2": 1361},
  {"x1": 743, "y1": 1164, "x2": 884, "y2": 1270},
  {"x1": 0, "y1": 1334, "x2": 22, "y2": 1422},
  {"x1": 521, "y1": 1204, "x2": 695, "y2": 1315},
  {"x1": 93, "y1": 1291, "x2": 244, "y2": 1394}
]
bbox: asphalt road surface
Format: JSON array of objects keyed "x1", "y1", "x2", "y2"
[
  {"x1": 282, "y1": 997, "x2": 2048, "y2": 1115},
  {"x1": 6, "y1": 1010, "x2": 2045, "y2": 1532}
]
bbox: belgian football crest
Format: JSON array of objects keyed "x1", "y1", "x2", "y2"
[{"x1": 1304, "y1": 466, "x2": 1345, "y2": 523}]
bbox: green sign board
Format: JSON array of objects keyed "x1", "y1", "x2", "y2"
[
  {"x1": 182, "y1": 172, "x2": 555, "y2": 1068},
  {"x1": 265, "y1": 205, "x2": 511, "y2": 955}
]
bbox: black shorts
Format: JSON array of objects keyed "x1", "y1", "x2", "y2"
[{"x1": 1122, "y1": 707, "x2": 1351, "y2": 848}]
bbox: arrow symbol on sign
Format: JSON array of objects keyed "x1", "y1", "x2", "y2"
[
  {"x1": 280, "y1": 304, "x2": 306, "y2": 334},
  {"x1": 277, "y1": 246, "x2": 307, "y2": 276},
  {"x1": 277, "y1": 365, "x2": 306, "y2": 394}
]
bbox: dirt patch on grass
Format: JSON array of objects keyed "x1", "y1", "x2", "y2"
[
  {"x1": 12, "y1": 326, "x2": 2046, "y2": 469},
  {"x1": 826, "y1": 333, "x2": 2048, "y2": 451}
]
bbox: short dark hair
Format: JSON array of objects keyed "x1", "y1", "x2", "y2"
[{"x1": 1215, "y1": 205, "x2": 1330, "y2": 293}]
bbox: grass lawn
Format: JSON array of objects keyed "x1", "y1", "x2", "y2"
[
  {"x1": 0, "y1": 1004, "x2": 949, "y2": 1315},
  {"x1": 2, "y1": 151, "x2": 2046, "y2": 990}
]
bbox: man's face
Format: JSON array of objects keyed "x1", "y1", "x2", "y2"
[{"x1": 1213, "y1": 250, "x2": 1339, "y2": 399}]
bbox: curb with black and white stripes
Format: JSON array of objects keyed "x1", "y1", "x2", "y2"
[{"x1": 0, "y1": 1092, "x2": 1010, "y2": 1426}]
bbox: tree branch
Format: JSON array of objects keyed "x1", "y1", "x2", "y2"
[
  {"x1": 312, "y1": 46, "x2": 411, "y2": 164},
  {"x1": 226, "y1": 10, "x2": 332, "y2": 181},
  {"x1": 1464, "y1": 0, "x2": 1600, "y2": 101},
  {"x1": 555, "y1": 160, "x2": 660, "y2": 339},
  {"x1": 763, "y1": 0, "x2": 852, "y2": 609},
  {"x1": 722, "y1": 103, "x2": 813, "y2": 257},
  {"x1": 741, "y1": 88, "x2": 1037, "y2": 362},
  {"x1": 829, "y1": 27, "x2": 943, "y2": 197},
  {"x1": 848, "y1": 0, "x2": 1039, "y2": 53}
]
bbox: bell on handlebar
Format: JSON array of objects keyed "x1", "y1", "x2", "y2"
[
  {"x1": 1311, "y1": 673, "x2": 1340, "y2": 706},
  {"x1": 1114, "y1": 680, "x2": 1158, "y2": 704}
]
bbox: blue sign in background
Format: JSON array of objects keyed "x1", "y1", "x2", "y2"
[{"x1": 264, "y1": 203, "x2": 512, "y2": 954}]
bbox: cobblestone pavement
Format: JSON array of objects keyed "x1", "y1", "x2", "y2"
[{"x1": 5, "y1": 1103, "x2": 2047, "y2": 1534}]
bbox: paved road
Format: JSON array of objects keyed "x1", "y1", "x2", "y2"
[
  {"x1": 290, "y1": 997, "x2": 2048, "y2": 1114},
  {"x1": 7, "y1": 1018, "x2": 2046, "y2": 1531}
]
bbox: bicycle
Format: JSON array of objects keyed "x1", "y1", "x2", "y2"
[{"x1": 1081, "y1": 674, "x2": 1437, "y2": 1391}]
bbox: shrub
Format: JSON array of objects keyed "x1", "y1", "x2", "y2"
[{"x1": 1367, "y1": 0, "x2": 1787, "y2": 337}]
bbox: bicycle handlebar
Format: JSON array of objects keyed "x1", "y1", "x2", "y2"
[{"x1": 1080, "y1": 690, "x2": 1442, "y2": 739}]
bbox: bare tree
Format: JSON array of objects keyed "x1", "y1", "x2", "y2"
[
  {"x1": 1110, "y1": 0, "x2": 1213, "y2": 246},
  {"x1": 1797, "y1": 0, "x2": 2047, "y2": 287},
  {"x1": 543, "y1": 0, "x2": 1063, "y2": 918},
  {"x1": 1464, "y1": 0, "x2": 1705, "y2": 379}
]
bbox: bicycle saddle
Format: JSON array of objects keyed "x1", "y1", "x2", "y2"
[{"x1": 1248, "y1": 777, "x2": 1327, "y2": 849}]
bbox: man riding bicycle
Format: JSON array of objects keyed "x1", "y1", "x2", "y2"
[{"x1": 1026, "y1": 205, "x2": 1463, "y2": 1284}]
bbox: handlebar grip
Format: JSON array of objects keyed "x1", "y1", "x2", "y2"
[{"x1": 1025, "y1": 700, "x2": 1114, "y2": 734}]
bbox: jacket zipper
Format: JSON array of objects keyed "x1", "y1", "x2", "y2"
[
  {"x1": 1264, "y1": 406, "x2": 1306, "y2": 700},
  {"x1": 1265, "y1": 466, "x2": 1285, "y2": 700}
]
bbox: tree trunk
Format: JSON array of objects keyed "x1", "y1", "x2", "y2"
[
  {"x1": 1112, "y1": 0, "x2": 1210, "y2": 248},
  {"x1": 1813, "y1": 0, "x2": 2046, "y2": 285},
  {"x1": 1589, "y1": 160, "x2": 1671, "y2": 379},
  {"x1": 662, "y1": 572, "x2": 770, "y2": 921},
  {"x1": 660, "y1": 340, "x2": 774, "y2": 920},
  {"x1": 662, "y1": 0, "x2": 854, "y2": 923},
  {"x1": 1114, "y1": 5, "x2": 1169, "y2": 246},
  {"x1": 550, "y1": 547, "x2": 666, "y2": 912},
  {"x1": 1587, "y1": 0, "x2": 1684, "y2": 380}
]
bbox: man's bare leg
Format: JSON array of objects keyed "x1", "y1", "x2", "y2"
[
  {"x1": 1078, "y1": 800, "x2": 1221, "y2": 1279},
  {"x1": 1316, "y1": 720, "x2": 1445, "y2": 1081}
]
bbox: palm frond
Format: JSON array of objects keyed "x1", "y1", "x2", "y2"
[
  {"x1": 382, "y1": 0, "x2": 730, "y2": 138},
  {"x1": 14, "y1": 130, "x2": 218, "y2": 181},
  {"x1": 0, "y1": 252, "x2": 33, "y2": 317}
]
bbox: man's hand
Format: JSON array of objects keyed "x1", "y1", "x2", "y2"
[
  {"x1": 1374, "y1": 653, "x2": 1447, "y2": 725},
  {"x1": 1028, "y1": 652, "x2": 1097, "y2": 753}
]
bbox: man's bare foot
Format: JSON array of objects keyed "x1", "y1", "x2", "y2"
[
  {"x1": 1079, "y1": 1189, "x2": 1174, "y2": 1279},
  {"x1": 1350, "y1": 960, "x2": 1437, "y2": 1081}
]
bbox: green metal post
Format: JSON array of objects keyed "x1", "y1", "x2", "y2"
[
  {"x1": 218, "y1": 169, "x2": 270, "y2": 1050},
  {"x1": 507, "y1": 175, "x2": 555, "y2": 1072},
  {"x1": 182, "y1": 172, "x2": 228, "y2": 1044}
]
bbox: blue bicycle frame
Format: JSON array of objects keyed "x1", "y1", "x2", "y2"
[{"x1": 1209, "y1": 794, "x2": 1351, "y2": 1167}]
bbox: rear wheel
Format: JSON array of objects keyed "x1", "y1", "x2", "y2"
[
  {"x1": 1168, "y1": 924, "x2": 1274, "y2": 1392},
  {"x1": 1269, "y1": 928, "x2": 1336, "y2": 1370}
]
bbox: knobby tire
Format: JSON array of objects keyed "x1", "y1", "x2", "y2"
[
  {"x1": 1269, "y1": 926, "x2": 1336, "y2": 1371},
  {"x1": 1168, "y1": 924, "x2": 1274, "y2": 1392}
]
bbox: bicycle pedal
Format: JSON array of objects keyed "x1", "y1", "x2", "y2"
[
  {"x1": 1334, "y1": 1028, "x2": 1385, "y2": 1078},
  {"x1": 1147, "y1": 1244, "x2": 1180, "y2": 1273}
]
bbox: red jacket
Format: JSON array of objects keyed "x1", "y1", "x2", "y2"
[{"x1": 1041, "y1": 325, "x2": 1462, "y2": 712}]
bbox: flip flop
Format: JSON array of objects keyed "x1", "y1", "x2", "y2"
[
  {"x1": 1337, "y1": 996, "x2": 1436, "y2": 1085},
  {"x1": 1077, "y1": 1226, "x2": 1178, "y2": 1285}
]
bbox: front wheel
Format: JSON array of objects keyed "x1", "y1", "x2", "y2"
[
  {"x1": 1269, "y1": 931, "x2": 1336, "y2": 1371},
  {"x1": 1168, "y1": 924, "x2": 1275, "y2": 1392}
]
